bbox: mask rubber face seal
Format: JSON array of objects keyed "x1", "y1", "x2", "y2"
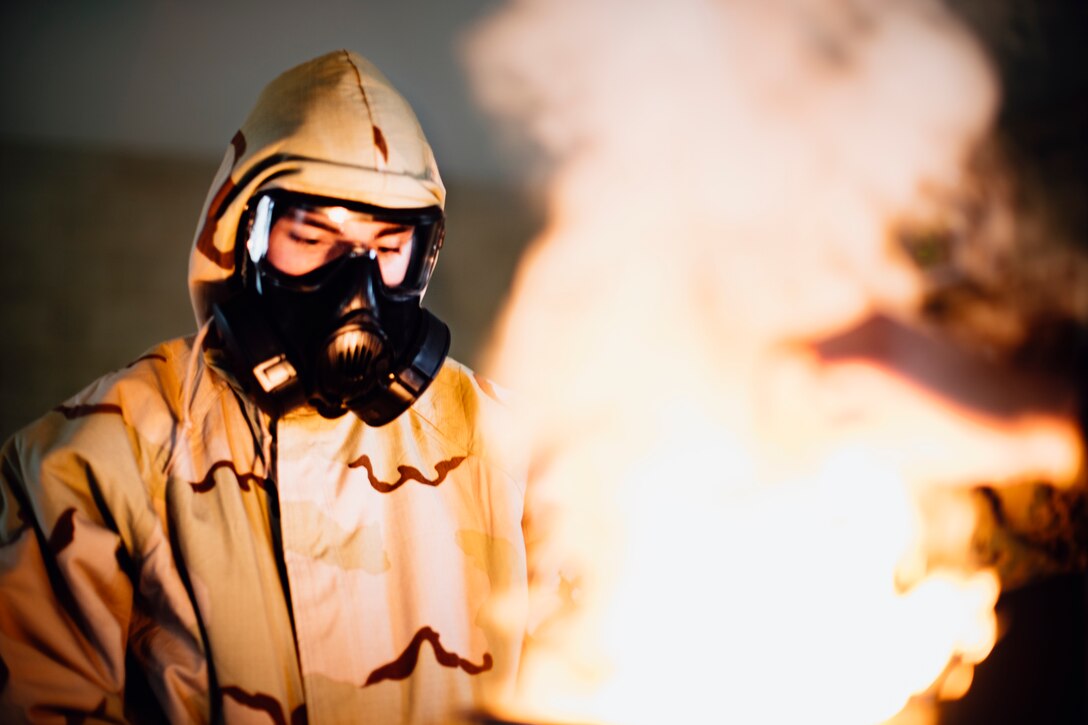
[{"x1": 214, "y1": 190, "x2": 451, "y2": 423}]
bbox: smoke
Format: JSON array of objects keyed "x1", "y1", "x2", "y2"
[
  {"x1": 464, "y1": 1, "x2": 1082, "y2": 723},
  {"x1": 467, "y1": 0, "x2": 1003, "y2": 450}
]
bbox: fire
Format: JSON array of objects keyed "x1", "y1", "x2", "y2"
[{"x1": 463, "y1": 1, "x2": 1084, "y2": 723}]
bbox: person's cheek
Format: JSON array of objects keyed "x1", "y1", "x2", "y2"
[{"x1": 382, "y1": 254, "x2": 408, "y2": 287}]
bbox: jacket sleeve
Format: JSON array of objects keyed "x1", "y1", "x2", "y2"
[{"x1": 0, "y1": 412, "x2": 139, "y2": 723}]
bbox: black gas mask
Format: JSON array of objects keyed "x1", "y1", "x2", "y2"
[{"x1": 212, "y1": 189, "x2": 450, "y2": 425}]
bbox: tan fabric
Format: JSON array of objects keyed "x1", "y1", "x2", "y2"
[
  {"x1": 1, "y1": 50, "x2": 526, "y2": 724},
  {"x1": 189, "y1": 49, "x2": 445, "y2": 327}
]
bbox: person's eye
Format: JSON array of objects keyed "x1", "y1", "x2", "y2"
[
  {"x1": 378, "y1": 246, "x2": 403, "y2": 255},
  {"x1": 289, "y1": 232, "x2": 322, "y2": 246}
]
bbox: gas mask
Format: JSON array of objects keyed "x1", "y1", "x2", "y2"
[{"x1": 212, "y1": 190, "x2": 450, "y2": 425}]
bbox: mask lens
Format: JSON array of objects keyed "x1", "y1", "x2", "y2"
[{"x1": 245, "y1": 192, "x2": 443, "y2": 294}]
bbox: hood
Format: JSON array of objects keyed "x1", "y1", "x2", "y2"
[{"x1": 188, "y1": 49, "x2": 446, "y2": 326}]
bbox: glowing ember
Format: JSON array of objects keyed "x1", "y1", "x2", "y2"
[{"x1": 464, "y1": 1, "x2": 1084, "y2": 723}]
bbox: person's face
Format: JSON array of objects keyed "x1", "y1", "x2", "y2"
[{"x1": 265, "y1": 206, "x2": 415, "y2": 286}]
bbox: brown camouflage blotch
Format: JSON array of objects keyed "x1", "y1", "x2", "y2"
[
  {"x1": 47, "y1": 508, "x2": 78, "y2": 556},
  {"x1": 230, "y1": 128, "x2": 247, "y2": 158},
  {"x1": 53, "y1": 404, "x2": 123, "y2": 420},
  {"x1": 347, "y1": 454, "x2": 466, "y2": 494},
  {"x1": 373, "y1": 126, "x2": 389, "y2": 162},
  {"x1": 190, "y1": 460, "x2": 269, "y2": 494},
  {"x1": 222, "y1": 686, "x2": 287, "y2": 725},
  {"x1": 194, "y1": 130, "x2": 246, "y2": 270},
  {"x1": 364, "y1": 626, "x2": 493, "y2": 687}
]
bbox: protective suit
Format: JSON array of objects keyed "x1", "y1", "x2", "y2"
[{"x1": 0, "y1": 50, "x2": 526, "y2": 724}]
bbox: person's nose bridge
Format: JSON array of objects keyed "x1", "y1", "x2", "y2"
[
  {"x1": 339, "y1": 253, "x2": 382, "y2": 316},
  {"x1": 340, "y1": 239, "x2": 380, "y2": 257}
]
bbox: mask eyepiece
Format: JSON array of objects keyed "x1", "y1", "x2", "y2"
[{"x1": 215, "y1": 189, "x2": 450, "y2": 424}]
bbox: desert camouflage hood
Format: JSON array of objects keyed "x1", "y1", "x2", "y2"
[{"x1": 188, "y1": 49, "x2": 446, "y2": 326}]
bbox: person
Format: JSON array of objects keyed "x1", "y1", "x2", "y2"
[{"x1": 0, "y1": 50, "x2": 527, "y2": 724}]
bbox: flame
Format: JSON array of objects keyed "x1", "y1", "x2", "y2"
[{"x1": 464, "y1": 1, "x2": 1083, "y2": 723}]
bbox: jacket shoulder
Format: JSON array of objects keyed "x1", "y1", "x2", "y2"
[
  {"x1": 409, "y1": 358, "x2": 524, "y2": 483},
  {"x1": 9, "y1": 336, "x2": 214, "y2": 464},
  {"x1": 0, "y1": 339, "x2": 191, "y2": 540}
]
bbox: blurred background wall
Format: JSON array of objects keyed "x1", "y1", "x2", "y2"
[{"x1": 0, "y1": 0, "x2": 541, "y2": 441}]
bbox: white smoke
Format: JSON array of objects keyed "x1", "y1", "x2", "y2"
[
  {"x1": 467, "y1": 0, "x2": 1001, "y2": 465},
  {"x1": 464, "y1": 1, "x2": 1080, "y2": 723}
]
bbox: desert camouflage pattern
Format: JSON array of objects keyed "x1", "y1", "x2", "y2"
[{"x1": 1, "y1": 50, "x2": 527, "y2": 723}]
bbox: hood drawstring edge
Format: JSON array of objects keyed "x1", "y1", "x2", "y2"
[{"x1": 165, "y1": 318, "x2": 214, "y2": 475}]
